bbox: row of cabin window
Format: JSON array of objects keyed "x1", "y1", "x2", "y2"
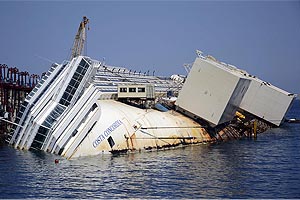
[{"x1": 119, "y1": 87, "x2": 146, "y2": 93}]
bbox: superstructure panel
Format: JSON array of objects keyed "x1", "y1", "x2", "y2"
[
  {"x1": 176, "y1": 57, "x2": 250, "y2": 126},
  {"x1": 239, "y1": 78, "x2": 296, "y2": 126}
]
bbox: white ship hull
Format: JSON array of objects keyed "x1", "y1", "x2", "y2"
[{"x1": 61, "y1": 100, "x2": 211, "y2": 159}]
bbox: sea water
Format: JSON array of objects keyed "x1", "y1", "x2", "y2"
[{"x1": 0, "y1": 100, "x2": 299, "y2": 199}]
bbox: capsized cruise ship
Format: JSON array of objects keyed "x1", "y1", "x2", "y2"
[
  {"x1": 5, "y1": 17, "x2": 297, "y2": 159},
  {"x1": 6, "y1": 52, "x2": 296, "y2": 159}
]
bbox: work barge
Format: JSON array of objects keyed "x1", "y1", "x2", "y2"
[{"x1": 5, "y1": 17, "x2": 297, "y2": 159}]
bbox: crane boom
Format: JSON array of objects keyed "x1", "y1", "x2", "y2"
[{"x1": 70, "y1": 16, "x2": 89, "y2": 60}]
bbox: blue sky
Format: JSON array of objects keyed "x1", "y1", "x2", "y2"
[{"x1": 1, "y1": 1, "x2": 299, "y2": 94}]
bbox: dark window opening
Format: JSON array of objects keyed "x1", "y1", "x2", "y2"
[
  {"x1": 108, "y1": 136, "x2": 115, "y2": 148},
  {"x1": 129, "y1": 88, "x2": 136, "y2": 92},
  {"x1": 58, "y1": 148, "x2": 64, "y2": 155},
  {"x1": 120, "y1": 87, "x2": 127, "y2": 92},
  {"x1": 72, "y1": 130, "x2": 78, "y2": 137},
  {"x1": 92, "y1": 103, "x2": 98, "y2": 111},
  {"x1": 138, "y1": 87, "x2": 145, "y2": 92}
]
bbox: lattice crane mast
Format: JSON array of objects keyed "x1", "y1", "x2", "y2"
[{"x1": 70, "y1": 16, "x2": 89, "y2": 60}]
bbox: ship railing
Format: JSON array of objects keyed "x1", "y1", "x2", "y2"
[
  {"x1": 94, "y1": 73, "x2": 176, "y2": 86},
  {"x1": 93, "y1": 77, "x2": 179, "y2": 88}
]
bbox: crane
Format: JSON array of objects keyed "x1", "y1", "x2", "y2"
[{"x1": 70, "y1": 16, "x2": 89, "y2": 60}]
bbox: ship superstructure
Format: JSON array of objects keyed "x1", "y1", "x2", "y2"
[{"x1": 7, "y1": 56, "x2": 98, "y2": 150}]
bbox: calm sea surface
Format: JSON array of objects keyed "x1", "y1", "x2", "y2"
[{"x1": 1, "y1": 100, "x2": 300, "y2": 199}]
